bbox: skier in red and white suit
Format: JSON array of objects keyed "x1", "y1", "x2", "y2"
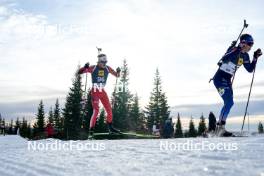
[{"x1": 78, "y1": 54, "x2": 121, "y2": 135}]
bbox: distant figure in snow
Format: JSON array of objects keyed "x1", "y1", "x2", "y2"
[
  {"x1": 152, "y1": 121, "x2": 160, "y2": 136},
  {"x1": 163, "y1": 118, "x2": 174, "y2": 138},
  {"x1": 45, "y1": 123, "x2": 54, "y2": 138}
]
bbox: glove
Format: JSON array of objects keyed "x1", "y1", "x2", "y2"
[
  {"x1": 254, "y1": 49, "x2": 262, "y2": 59},
  {"x1": 116, "y1": 67, "x2": 121, "y2": 74},
  {"x1": 84, "y1": 62, "x2": 90, "y2": 69},
  {"x1": 230, "y1": 40, "x2": 237, "y2": 48}
]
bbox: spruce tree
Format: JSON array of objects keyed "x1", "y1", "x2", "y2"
[
  {"x1": 198, "y1": 114, "x2": 206, "y2": 136},
  {"x1": 112, "y1": 59, "x2": 133, "y2": 131},
  {"x1": 175, "y1": 113, "x2": 183, "y2": 138},
  {"x1": 63, "y1": 66, "x2": 83, "y2": 140},
  {"x1": 15, "y1": 117, "x2": 20, "y2": 134},
  {"x1": 83, "y1": 90, "x2": 93, "y2": 133},
  {"x1": 54, "y1": 99, "x2": 63, "y2": 132},
  {"x1": 48, "y1": 107, "x2": 54, "y2": 125},
  {"x1": 208, "y1": 112, "x2": 217, "y2": 132},
  {"x1": 129, "y1": 94, "x2": 142, "y2": 131},
  {"x1": 20, "y1": 117, "x2": 28, "y2": 138},
  {"x1": 188, "y1": 118, "x2": 197, "y2": 137},
  {"x1": 94, "y1": 109, "x2": 108, "y2": 133},
  {"x1": 27, "y1": 123, "x2": 32, "y2": 139},
  {"x1": 2, "y1": 118, "x2": 5, "y2": 135},
  {"x1": 8, "y1": 119, "x2": 14, "y2": 134},
  {"x1": 0, "y1": 115, "x2": 2, "y2": 135},
  {"x1": 36, "y1": 100, "x2": 45, "y2": 132},
  {"x1": 145, "y1": 68, "x2": 170, "y2": 132},
  {"x1": 258, "y1": 122, "x2": 264, "y2": 134}
]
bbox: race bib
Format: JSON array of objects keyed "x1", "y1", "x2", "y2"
[
  {"x1": 238, "y1": 58, "x2": 243, "y2": 66},
  {"x1": 219, "y1": 61, "x2": 237, "y2": 75},
  {"x1": 98, "y1": 70, "x2": 104, "y2": 77}
]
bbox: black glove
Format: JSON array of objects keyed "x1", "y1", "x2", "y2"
[
  {"x1": 84, "y1": 62, "x2": 90, "y2": 69},
  {"x1": 254, "y1": 49, "x2": 262, "y2": 59},
  {"x1": 230, "y1": 41, "x2": 237, "y2": 48},
  {"x1": 116, "y1": 67, "x2": 121, "y2": 74}
]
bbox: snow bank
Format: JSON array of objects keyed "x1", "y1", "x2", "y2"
[{"x1": 0, "y1": 135, "x2": 264, "y2": 176}]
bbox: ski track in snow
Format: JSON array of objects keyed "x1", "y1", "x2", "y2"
[{"x1": 0, "y1": 135, "x2": 264, "y2": 176}]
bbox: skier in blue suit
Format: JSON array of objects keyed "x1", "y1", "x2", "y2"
[{"x1": 213, "y1": 34, "x2": 262, "y2": 136}]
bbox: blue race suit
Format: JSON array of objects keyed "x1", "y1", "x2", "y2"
[{"x1": 213, "y1": 47, "x2": 257, "y2": 123}]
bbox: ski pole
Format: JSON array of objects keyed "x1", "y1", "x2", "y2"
[
  {"x1": 209, "y1": 20, "x2": 249, "y2": 83},
  {"x1": 241, "y1": 61, "x2": 257, "y2": 132},
  {"x1": 96, "y1": 46, "x2": 102, "y2": 54},
  {"x1": 112, "y1": 76, "x2": 119, "y2": 108},
  {"x1": 234, "y1": 20, "x2": 249, "y2": 46},
  {"x1": 84, "y1": 72, "x2": 88, "y2": 93}
]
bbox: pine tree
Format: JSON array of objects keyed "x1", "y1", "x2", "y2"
[
  {"x1": 83, "y1": 90, "x2": 93, "y2": 133},
  {"x1": 0, "y1": 114, "x2": 2, "y2": 135},
  {"x1": 188, "y1": 118, "x2": 197, "y2": 137},
  {"x1": 129, "y1": 94, "x2": 143, "y2": 131},
  {"x1": 198, "y1": 114, "x2": 206, "y2": 136},
  {"x1": 36, "y1": 100, "x2": 45, "y2": 132},
  {"x1": 15, "y1": 117, "x2": 20, "y2": 134},
  {"x1": 208, "y1": 112, "x2": 217, "y2": 132},
  {"x1": 63, "y1": 66, "x2": 83, "y2": 140},
  {"x1": 258, "y1": 122, "x2": 264, "y2": 134},
  {"x1": 94, "y1": 109, "x2": 108, "y2": 133},
  {"x1": 48, "y1": 107, "x2": 54, "y2": 125},
  {"x1": 145, "y1": 68, "x2": 170, "y2": 132},
  {"x1": 8, "y1": 119, "x2": 14, "y2": 134},
  {"x1": 112, "y1": 59, "x2": 133, "y2": 131},
  {"x1": 175, "y1": 113, "x2": 183, "y2": 138},
  {"x1": 27, "y1": 123, "x2": 32, "y2": 139},
  {"x1": 2, "y1": 118, "x2": 5, "y2": 135},
  {"x1": 54, "y1": 99, "x2": 63, "y2": 132},
  {"x1": 20, "y1": 117, "x2": 28, "y2": 138}
]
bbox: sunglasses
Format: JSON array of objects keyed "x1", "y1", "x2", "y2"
[{"x1": 246, "y1": 42, "x2": 254, "y2": 47}]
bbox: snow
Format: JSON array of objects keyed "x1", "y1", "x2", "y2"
[{"x1": 0, "y1": 135, "x2": 264, "y2": 176}]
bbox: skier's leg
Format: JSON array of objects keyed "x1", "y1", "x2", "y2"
[
  {"x1": 100, "y1": 89, "x2": 120, "y2": 133},
  {"x1": 90, "y1": 91, "x2": 100, "y2": 129},
  {"x1": 218, "y1": 87, "x2": 234, "y2": 123},
  {"x1": 100, "y1": 89, "x2": 113, "y2": 124},
  {"x1": 215, "y1": 86, "x2": 234, "y2": 136}
]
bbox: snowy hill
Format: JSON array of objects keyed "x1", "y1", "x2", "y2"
[{"x1": 0, "y1": 135, "x2": 264, "y2": 176}]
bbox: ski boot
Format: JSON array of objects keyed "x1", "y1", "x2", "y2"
[
  {"x1": 215, "y1": 121, "x2": 233, "y2": 137},
  {"x1": 108, "y1": 123, "x2": 122, "y2": 135}
]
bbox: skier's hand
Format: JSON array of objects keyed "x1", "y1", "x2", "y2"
[
  {"x1": 230, "y1": 40, "x2": 237, "y2": 48},
  {"x1": 254, "y1": 49, "x2": 262, "y2": 59},
  {"x1": 84, "y1": 62, "x2": 90, "y2": 69},
  {"x1": 116, "y1": 67, "x2": 121, "y2": 77}
]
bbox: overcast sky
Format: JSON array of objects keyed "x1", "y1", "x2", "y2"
[{"x1": 0, "y1": 0, "x2": 264, "y2": 122}]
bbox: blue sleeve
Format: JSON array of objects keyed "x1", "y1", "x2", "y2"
[{"x1": 243, "y1": 53, "x2": 257, "y2": 73}]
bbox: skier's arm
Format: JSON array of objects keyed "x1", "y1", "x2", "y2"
[
  {"x1": 226, "y1": 41, "x2": 237, "y2": 53},
  {"x1": 243, "y1": 49, "x2": 262, "y2": 73},
  {"x1": 78, "y1": 63, "x2": 94, "y2": 74},
  {"x1": 107, "y1": 66, "x2": 120, "y2": 77}
]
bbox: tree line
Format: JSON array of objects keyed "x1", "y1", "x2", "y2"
[{"x1": 1, "y1": 60, "x2": 264, "y2": 139}]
